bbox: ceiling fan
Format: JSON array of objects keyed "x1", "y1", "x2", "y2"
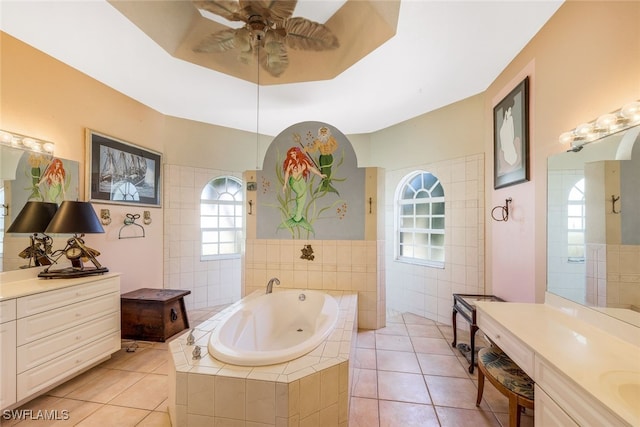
[{"x1": 192, "y1": 0, "x2": 339, "y2": 78}]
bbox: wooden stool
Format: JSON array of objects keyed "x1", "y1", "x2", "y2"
[{"x1": 476, "y1": 346, "x2": 534, "y2": 427}]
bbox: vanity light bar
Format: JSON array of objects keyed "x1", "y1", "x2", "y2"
[
  {"x1": 0, "y1": 129, "x2": 55, "y2": 154},
  {"x1": 558, "y1": 100, "x2": 640, "y2": 148}
]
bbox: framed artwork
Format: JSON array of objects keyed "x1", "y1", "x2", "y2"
[
  {"x1": 86, "y1": 129, "x2": 162, "y2": 207},
  {"x1": 494, "y1": 76, "x2": 529, "y2": 189}
]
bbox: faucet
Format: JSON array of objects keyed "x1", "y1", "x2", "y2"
[{"x1": 266, "y1": 277, "x2": 280, "y2": 294}]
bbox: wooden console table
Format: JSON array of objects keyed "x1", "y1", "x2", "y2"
[{"x1": 452, "y1": 293, "x2": 504, "y2": 373}]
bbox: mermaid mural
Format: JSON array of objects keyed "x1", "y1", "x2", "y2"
[
  {"x1": 24, "y1": 155, "x2": 71, "y2": 203},
  {"x1": 258, "y1": 121, "x2": 365, "y2": 240},
  {"x1": 281, "y1": 146, "x2": 325, "y2": 232}
]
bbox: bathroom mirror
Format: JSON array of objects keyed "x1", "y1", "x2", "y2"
[
  {"x1": 0, "y1": 144, "x2": 79, "y2": 272},
  {"x1": 547, "y1": 125, "x2": 640, "y2": 327}
]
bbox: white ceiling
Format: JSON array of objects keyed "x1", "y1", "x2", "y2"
[{"x1": 0, "y1": 0, "x2": 563, "y2": 136}]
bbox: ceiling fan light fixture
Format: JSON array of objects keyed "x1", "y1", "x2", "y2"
[
  {"x1": 248, "y1": 15, "x2": 268, "y2": 42},
  {"x1": 192, "y1": 0, "x2": 339, "y2": 78}
]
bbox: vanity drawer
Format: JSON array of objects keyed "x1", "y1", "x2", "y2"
[
  {"x1": 477, "y1": 310, "x2": 534, "y2": 376},
  {"x1": 535, "y1": 355, "x2": 627, "y2": 426},
  {"x1": 16, "y1": 330, "x2": 120, "y2": 401},
  {"x1": 17, "y1": 313, "x2": 120, "y2": 373},
  {"x1": 17, "y1": 277, "x2": 119, "y2": 318},
  {"x1": 0, "y1": 299, "x2": 16, "y2": 323},
  {"x1": 17, "y1": 291, "x2": 119, "y2": 345},
  {"x1": 535, "y1": 384, "x2": 579, "y2": 426}
]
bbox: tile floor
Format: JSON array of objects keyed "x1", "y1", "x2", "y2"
[{"x1": 1, "y1": 307, "x2": 533, "y2": 427}]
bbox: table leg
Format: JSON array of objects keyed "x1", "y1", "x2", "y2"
[
  {"x1": 451, "y1": 307, "x2": 458, "y2": 347},
  {"x1": 468, "y1": 324, "x2": 478, "y2": 374}
]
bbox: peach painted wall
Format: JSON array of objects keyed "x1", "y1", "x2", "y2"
[
  {"x1": 0, "y1": 33, "x2": 166, "y2": 293},
  {"x1": 484, "y1": 1, "x2": 640, "y2": 302}
]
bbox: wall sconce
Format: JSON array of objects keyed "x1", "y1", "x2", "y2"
[
  {"x1": 558, "y1": 100, "x2": 640, "y2": 151},
  {"x1": 0, "y1": 129, "x2": 55, "y2": 154}
]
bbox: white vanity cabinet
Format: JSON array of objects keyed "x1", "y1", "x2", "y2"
[
  {"x1": 0, "y1": 272, "x2": 121, "y2": 410},
  {"x1": 476, "y1": 301, "x2": 639, "y2": 427},
  {"x1": 0, "y1": 299, "x2": 17, "y2": 409},
  {"x1": 534, "y1": 384, "x2": 579, "y2": 426}
]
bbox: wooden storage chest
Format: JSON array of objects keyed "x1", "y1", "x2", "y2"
[{"x1": 120, "y1": 288, "x2": 190, "y2": 342}]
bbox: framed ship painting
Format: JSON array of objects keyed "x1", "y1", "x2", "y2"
[{"x1": 86, "y1": 129, "x2": 162, "y2": 207}]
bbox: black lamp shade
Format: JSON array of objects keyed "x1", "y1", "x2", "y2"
[
  {"x1": 45, "y1": 201, "x2": 105, "y2": 234},
  {"x1": 6, "y1": 201, "x2": 58, "y2": 233}
]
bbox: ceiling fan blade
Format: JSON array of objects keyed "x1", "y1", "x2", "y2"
[
  {"x1": 258, "y1": 42, "x2": 289, "y2": 77},
  {"x1": 193, "y1": 28, "x2": 239, "y2": 53},
  {"x1": 192, "y1": 0, "x2": 247, "y2": 23},
  {"x1": 238, "y1": 1, "x2": 296, "y2": 22},
  {"x1": 284, "y1": 17, "x2": 339, "y2": 51}
]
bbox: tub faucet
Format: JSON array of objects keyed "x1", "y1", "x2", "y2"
[{"x1": 266, "y1": 277, "x2": 280, "y2": 294}]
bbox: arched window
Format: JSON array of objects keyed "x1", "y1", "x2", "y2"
[
  {"x1": 567, "y1": 178, "x2": 585, "y2": 262},
  {"x1": 397, "y1": 171, "x2": 445, "y2": 266},
  {"x1": 200, "y1": 176, "x2": 243, "y2": 259}
]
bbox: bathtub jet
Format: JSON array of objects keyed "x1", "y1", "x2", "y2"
[{"x1": 208, "y1": 289, "x2": 339, "y2": 366}]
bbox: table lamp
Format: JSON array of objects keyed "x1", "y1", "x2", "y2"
[
  {"x1": 38, "y1": 200, "x2": 109, "y2": 278},
  {"x1": 6, "y1": 201, "x2": 58, "y2": 268}
]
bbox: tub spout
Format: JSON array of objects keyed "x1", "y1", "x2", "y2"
[{"x1": 266, "y1": 277, "x2": 280, "y2": 294}]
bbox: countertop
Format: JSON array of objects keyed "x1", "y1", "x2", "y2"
[
  {"x1": 0, "y1": 269, "x2": 120, "y2": 301},
  {"x1": 475, "y1": 301, "x2": 640, "y2": 426}
]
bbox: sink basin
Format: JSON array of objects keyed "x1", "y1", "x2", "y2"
[{"x1": 599, "y1": 371, "x2": 640, "y2": 419}]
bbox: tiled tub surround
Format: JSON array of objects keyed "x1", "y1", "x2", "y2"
[
  {"x1": 168, "y1": 290, "x2": 358, "y2": 426},
  {"x1": 244, "y1": 239, "x2": 384, "y2": 330}
]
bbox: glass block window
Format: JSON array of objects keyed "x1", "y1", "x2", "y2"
[
  {"x1": 200, "y1": 176, "x2": 243, "y2": 259},
  {"x1": 397, "y1": 171, "x2": 445, "y2": 266},
  {"x1": 567, "y1": 178, "x2": 585, "y2": 262}
]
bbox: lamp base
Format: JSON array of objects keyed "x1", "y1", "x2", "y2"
[{"x1": 38, "y1": 266, "x2": 109, "y2": 279}]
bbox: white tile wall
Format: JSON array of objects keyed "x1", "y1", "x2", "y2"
[
  {"x1": 384, "y1": 154, "x2": 485, "y2": 325},
  {"x1": 165, "y1": 156, "x2": 487, "y2": 329},
  {"x1": 163, "y1": 164, "x2": 243, "y2": 310}
]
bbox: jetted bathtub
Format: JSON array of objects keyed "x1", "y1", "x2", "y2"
[{"x1": 208, "y1": 289, "x2": 339, "y2": 366}]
